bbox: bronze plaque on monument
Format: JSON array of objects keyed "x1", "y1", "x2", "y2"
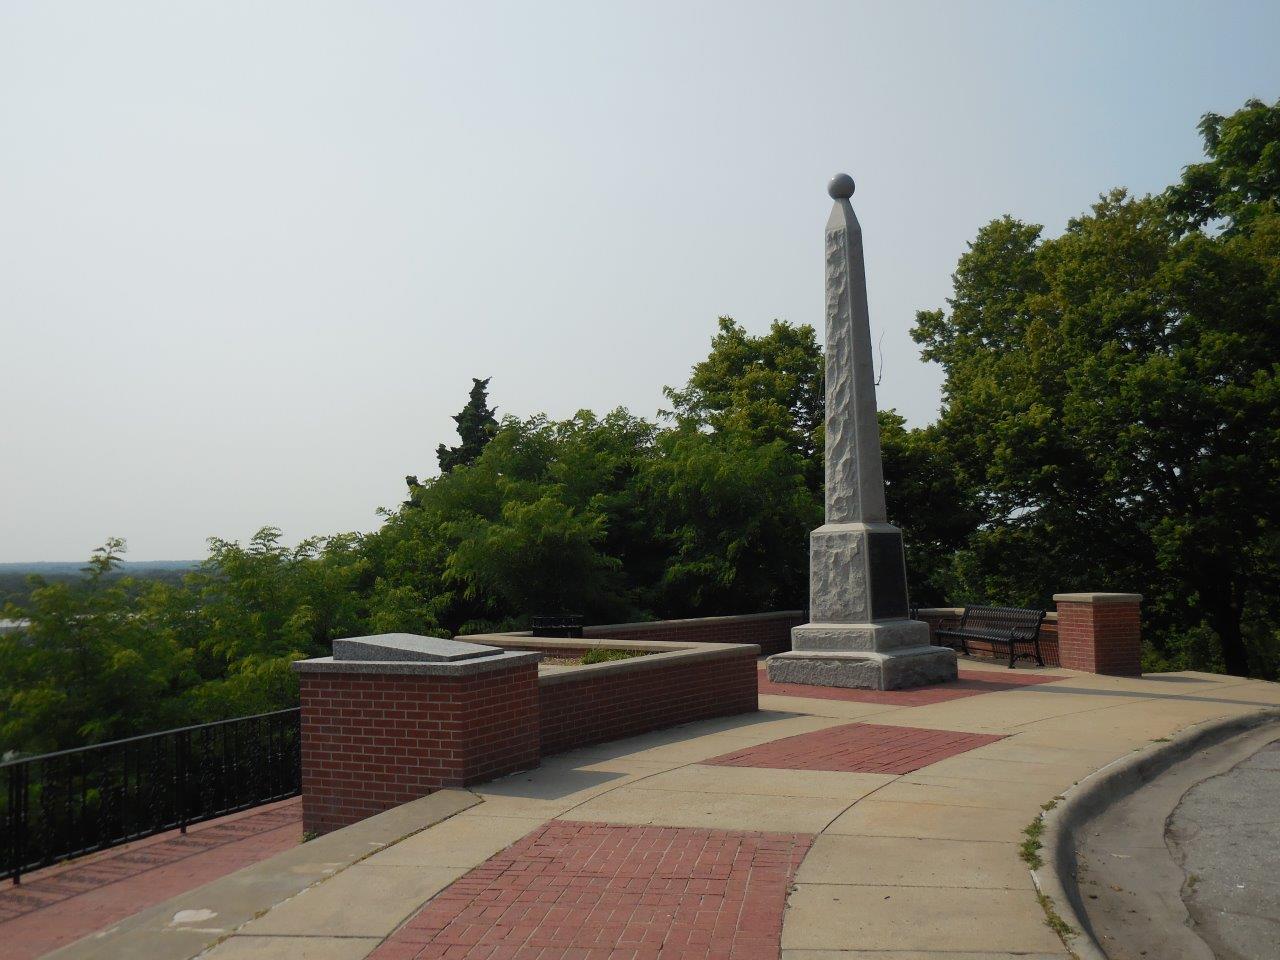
[{"x1": 868, "y1": 532, "x2": 908, "y2": 620}]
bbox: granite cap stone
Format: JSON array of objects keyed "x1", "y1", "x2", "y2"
[
  {"x1": 333, "y1": 633, "x2": 501, "y2": 663},
  {"x1": 295, "y1": 632, "x2": 539, "y2": 676},
  {"x1": 1053, "y1": 592, "x2": 1143, "y2": 605}
]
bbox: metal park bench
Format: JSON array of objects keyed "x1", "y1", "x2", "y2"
[
  {"x1": 933, "y1": 605, "x2": 1047, "y2": 669},
  {"x1": 531, "y1": 615, "x2": 585, "y2": 639}
]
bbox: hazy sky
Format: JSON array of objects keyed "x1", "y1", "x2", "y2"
[{"x1": 2, "y1": 1, "x2": 1277, "y2": 562}]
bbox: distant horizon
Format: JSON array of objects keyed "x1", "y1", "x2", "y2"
[{"x1": 0, "y1": 559, "x2": 201, "y2": 570}]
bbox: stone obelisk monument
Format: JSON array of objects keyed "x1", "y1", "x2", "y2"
[{"x1": 767, "y1": 174, "x2": 957, "y2": 690}]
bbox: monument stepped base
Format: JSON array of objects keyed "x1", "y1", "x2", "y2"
[{"x1": 767, "y1": 626, "x2": 958, "y2": 691}]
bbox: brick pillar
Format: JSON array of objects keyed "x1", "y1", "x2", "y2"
[
  {"x1": 294, "y1": 639, "x2": 541, "y2": 835},
  {"x1": 1052, "y1": 593, "x2": 1142, "y2": 676}
]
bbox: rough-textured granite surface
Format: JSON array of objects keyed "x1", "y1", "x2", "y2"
[{"x1": 766, "y1": 646, "x2": 957, "y2": 691}]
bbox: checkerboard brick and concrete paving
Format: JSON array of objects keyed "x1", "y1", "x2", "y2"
[
  {"x1": 704, "y1": 722, "x2": 1005, "y2": 775},
  {"x1": 29, "y1": 659, "x2": 1280, "y2": 960},
  {"x1": 366, "y1": 821, "x2": 810, "y2": 960}
]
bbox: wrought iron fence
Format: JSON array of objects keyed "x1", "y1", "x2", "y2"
[{"x1": 2, "y1": 707, "x2": 301, "y2": 884}]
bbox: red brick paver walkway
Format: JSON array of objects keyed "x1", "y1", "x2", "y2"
[
  {"x1": 369, "y1": 821, "x2": 813, "y2": 960},
  {"x1": 705, "y1": 723, "x2": 1005, "y2": 775},
  {"x1": 757, "y1": 666, "x2": 1060, "y2": 705},
  {"x1": 0, "y1": 797, "x2": 302, "y2": 960}
]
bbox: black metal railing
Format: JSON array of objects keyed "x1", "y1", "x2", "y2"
[{"x1": 1, "y1": 707, "x2": 301, "y2": 884}]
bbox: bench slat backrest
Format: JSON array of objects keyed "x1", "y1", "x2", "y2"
[{"x1": 958, "y1": 605, "x2": 1045, "y2": 640}]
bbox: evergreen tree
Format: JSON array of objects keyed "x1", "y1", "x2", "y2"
[{"x1": 436, "y1": 378, "x2": 499, "y2": 474}]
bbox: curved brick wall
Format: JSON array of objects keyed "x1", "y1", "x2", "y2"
[{"x1": 538, "y1": 651, "x2": 759, "y2": 756}]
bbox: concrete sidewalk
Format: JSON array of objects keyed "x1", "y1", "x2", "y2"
[{"x1": 48, "y1": 661, "x2": 1280, "y2": 960}]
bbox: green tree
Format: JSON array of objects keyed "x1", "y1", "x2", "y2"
[
  {"x1": 434, "y1": 377, "x2": 499, "y2": 474},
  {"x1": 1166, "y1": 97, "x2": 1280, "y2": 235},
  {"x1": 915, "y1": 173, "x2": 1280, "y2": 677},
  {"x1": 174, "y1": 528, "x2": 374, "y2": 719},
  {"x1": 0, "y1": 539, "x2": 191, "y2": 754},
  {"x1": 877, "y1": 412, "x2": 982, "y2": 606},
  {"x1": 640, "y1": 430, "x2": 819, "y2": 614},
  {"x1": 665, "y1": 315, "x2": 975, "y2": 604},
  {"x1": 665, "y1": 317, "x2": 825, "y2": 483},
  {"x1": 374, "y1": 411, "x2": 653, "y2": 633}
]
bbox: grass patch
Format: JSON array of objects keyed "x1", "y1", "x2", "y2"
[
  {"x1": 1036, "y1": 890, "x2": 1079, "y2": 940},
  {"x1": 580, "y1": 648, "x2": 643, "y2": 665},
  {"x1": 1020, "y1": 815, "x2": 1046, "y2": 869},
  {"x1": 1021, "y1": 804, "x2": 1079, "y2": 951},
  {"x1": 300, "y1": 830, "x2": 319, "y2": 843}
]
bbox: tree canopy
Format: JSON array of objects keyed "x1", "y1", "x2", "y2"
[
  {"x1": 434, "y1": 377, "x2": 499, "y2": 475},
  {"x1": 914, "y1": 97, "x2": 1280, "y2": 677}
]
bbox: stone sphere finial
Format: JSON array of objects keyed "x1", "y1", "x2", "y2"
[{"x1": 827, "y1": 173, "x2": 855, "y2": 200}]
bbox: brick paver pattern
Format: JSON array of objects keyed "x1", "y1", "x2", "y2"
[
  {"x1": 368, "y1": 820, "x2": 813, "y2": 960},
  {"x1": 705, "y1": 722, "x2": 1005, "y2": 775},
  {"x1": 0, "y1": 799, "x2": 301, "y2": 960},
  {"x1": 757, "y1": 667, "x2": 1060, "y2": 706}
]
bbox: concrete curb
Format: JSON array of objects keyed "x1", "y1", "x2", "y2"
[{"x1": 1032, "y1": 707, "x2": 1280, "y2": 960}]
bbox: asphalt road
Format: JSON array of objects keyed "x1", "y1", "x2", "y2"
[
  {"x1": 1168, "y1": 738, "x2": 1280, "y2": 960},
  {"x1": 1074, "y1": 723, "x2": 1280, "y2": 960}
]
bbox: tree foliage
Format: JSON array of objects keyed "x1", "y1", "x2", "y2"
[
  {"x1": 1166, "y1": 97, "x2": 1280, "y2": 234},
  {"x1": 434, "y1": 377, "x2": 499, "y2": 474},
  {"x1": 914, "y1": 99, "x2": 1280, "y2": 677}
]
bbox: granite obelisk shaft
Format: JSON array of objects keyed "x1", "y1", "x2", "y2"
[
  {"x1": 766, "y1": 174, "x2": 957, "y2": 691},
  {"x1": 823, "y1": 196, "x2": 887, "y2": 525}
]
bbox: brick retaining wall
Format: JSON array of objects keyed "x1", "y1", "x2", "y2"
[{"x1": 538, "y1": 653, "x2": 759, "y2": 756}]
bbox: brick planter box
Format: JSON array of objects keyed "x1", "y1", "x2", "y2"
[
  {"x1": 295, "y1": 624, "x2": 762, "y2": 834},
  {"x1": 470, "y1": 636, "x2": 760, "y2": 756},
  {"x1": 295, "y1": 642, "x2": 540, "y2": 835}
]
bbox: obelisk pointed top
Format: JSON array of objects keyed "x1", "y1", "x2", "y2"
[{"x1": 827, "y1": 173, "x2": 855, "y2": 200}]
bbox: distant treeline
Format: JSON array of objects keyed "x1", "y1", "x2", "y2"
[{"x1": 0, "y1": 563, "x2": 196, "y2": 610}]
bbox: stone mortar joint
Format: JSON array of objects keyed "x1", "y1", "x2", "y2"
[{"x1": 1032, "y1": 707, "x2": 1280, "y2": 960}]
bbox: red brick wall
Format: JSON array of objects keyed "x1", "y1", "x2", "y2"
[
  {"x1": 540, "y1": 653, "x2": 759, "y2": 756},
  {"x1": 583, "y1": 612, "x2": 803, "y2": 657},
  {"x1": 1056, "y1": 599, "x2": 1142, "y2": 676},
  {"x1": 299, "y1": 665, "x2": 540, "y2": 835}
]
